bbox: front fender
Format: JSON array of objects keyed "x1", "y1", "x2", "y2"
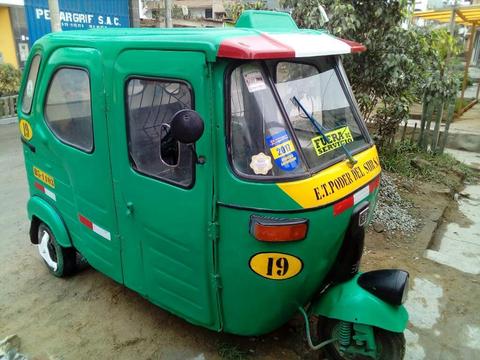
[
  {"x1": 27, "y1": 196, "x2": 72, "y2": 248},
  {"x1": 311, "y1": 274, "x2": 408, "y2": 333}
]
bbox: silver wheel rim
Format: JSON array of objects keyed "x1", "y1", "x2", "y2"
[{"x1": 38, "y1": 230, "x2": 58, "y2": 271}]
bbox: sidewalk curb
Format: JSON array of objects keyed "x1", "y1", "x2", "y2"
[{"x1": 0, "y1": 117, "x2": 17, "y2": 125}]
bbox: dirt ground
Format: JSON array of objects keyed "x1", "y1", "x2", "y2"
[
  {"x1": 365, "y1": 178, "x2": 480, "y2": 359},
  {"x1": 1, "y1": 122, "x2": 479, "y2": 360}
]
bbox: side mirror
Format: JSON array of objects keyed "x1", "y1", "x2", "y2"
[{"x1": 170, "y1": 109, "x2": 204, "y2": 144}]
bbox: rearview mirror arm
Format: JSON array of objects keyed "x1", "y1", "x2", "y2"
[{"x1": 187, "y1": 144, "x2": 205, "y2": 165}]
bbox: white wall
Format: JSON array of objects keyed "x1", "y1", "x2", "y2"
[{"x1": 0, "y1": 0, "x2": 24, "y2": 6}]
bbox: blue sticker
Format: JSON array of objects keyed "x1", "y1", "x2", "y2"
[{"x1": 266, "y1": 130, "x2": 299, "y2": 171}]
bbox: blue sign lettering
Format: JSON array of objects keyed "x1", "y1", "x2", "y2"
[{"x1": 25, "y1": 0, "x2": 130, "y2": 44}]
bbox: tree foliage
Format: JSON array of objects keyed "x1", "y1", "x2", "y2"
[
  {"x1": 421, "y1": 28, "x2": 462, "y2": 102},
  {"x1": 225, "y1": 1, "x2": 267, "y2": 21},
  {"x1": 282, "y1": 0, "x2": 461, "y2": 147},
  {"x1": 0, "y1": 64, "x2": 22, "y2": 96}
]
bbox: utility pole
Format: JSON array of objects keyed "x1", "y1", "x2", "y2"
[
  {"x1": 165, "y1": 0, "x2": 173, "y2": 28},
  {"x1": 448, "y1": 0, "x2": 458, "y2": 36},
  {"x1": 48, "y1": 0, "x2": 61, "y2": 32}
]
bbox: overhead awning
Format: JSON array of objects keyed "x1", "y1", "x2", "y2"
[{"x1": 414, "y1": 5, "x2": 480, "y2": 26}]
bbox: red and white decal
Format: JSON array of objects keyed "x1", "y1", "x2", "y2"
[
  {"x1": 34, "y1": 181, "x2": 56, "y2": 201},
  {"x1": 78, "y1": 214, "x2": 111, "y2": 241},
  {"x1": 333, "y1": 176, "x2": 380, "y2": 216},
  {"x1": 217, "y1": 32, "x2": 365, "y2": 60},
  {"x1": 217, "y1": 34, "x2": 294, "y2": 59}
]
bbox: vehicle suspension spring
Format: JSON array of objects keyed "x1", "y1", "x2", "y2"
[{"x1": 338, "y1": 321, "x2": 352, "y2": 349}]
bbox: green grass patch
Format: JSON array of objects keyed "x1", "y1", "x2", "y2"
[
  {"x1": 380, "y1": 142, "x2": 475, "y2": 189},
  {"x1": 455, "y1": 97, "x2": 472, "y2": 113}
]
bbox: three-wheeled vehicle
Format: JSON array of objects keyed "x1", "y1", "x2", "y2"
[{"x1": 17, "y1": 10, "x2": 409, "y2": 359}]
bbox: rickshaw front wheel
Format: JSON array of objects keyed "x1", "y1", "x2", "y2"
[
  {"x1": 37, "y1": 223, "x2": 76, "y2": 277},
  {"x1": 317, "y1": 317, "x2": 405, "y2": 360}
]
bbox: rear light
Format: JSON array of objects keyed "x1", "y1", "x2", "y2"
[{"x1": 250, "y1": 215, "x2": 308, "y2": 242}]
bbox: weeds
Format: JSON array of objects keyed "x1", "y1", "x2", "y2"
[
  {"x1": 217, "y1": 342, "x2": 248, "y2": 360},
  {"x1": 380, "y1": 142, "x2": 475, "y2": 189}
]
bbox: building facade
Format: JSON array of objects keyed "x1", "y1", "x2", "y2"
[{"x1": 0, "y1": 0, "x2": 29, "y2": 69}]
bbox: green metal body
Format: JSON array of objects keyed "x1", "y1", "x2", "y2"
[
  {"x1": 311, "y1": 274, "x2": 409, "y2": 333},
  {"x1": 17, "y1": 11, "x2": 406, "y2": 337},
  {"x1": 27, "y1": 196, "x2": 72, "y2": 248}
]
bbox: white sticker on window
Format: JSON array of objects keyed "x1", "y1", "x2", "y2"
[
  {"x1": 26, "y1": 80, "x2": 34, "y2": 98},
  {"x1": 249, "y1": 152, "x2": 273, "y2": 175},
  {"x1": 243, "y1": 70, "x2": 267, "y2": 93}
]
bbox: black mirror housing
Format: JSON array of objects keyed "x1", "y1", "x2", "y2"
[{"x1": 170, "y1": 109, "x2": 204, "y2": 144}]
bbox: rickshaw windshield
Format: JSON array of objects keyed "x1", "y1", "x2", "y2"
[{"x1": 228, "y1": 57, "x2": 369, "y2": 180}]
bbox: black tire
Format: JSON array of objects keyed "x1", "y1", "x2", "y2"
[
  {"x1": 37, "y1": 223, "x2": 76, "y2": 277},
  {"x1": 317, "y1": 317, "x2": 406, "y2": 360}
]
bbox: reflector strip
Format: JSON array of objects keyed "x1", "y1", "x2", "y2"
[
  {"x1": 353, "y1": 186, "x2": 369, "y2": 204},
  {"x1": 34, "y1": 181, "x2": 56, "y2": 201},
  {"x1": 78, "y1": 214, "x2": 111, "y2": 241},
  {"x1": 333, "y1": 196, "x2": 354, "y2": 216},
  {"x1": 333, "y1": 176, "x2": 380, "y2": 216},
  {"x1": 369, "y1": 176, "x2": 380, "y2": 192}
]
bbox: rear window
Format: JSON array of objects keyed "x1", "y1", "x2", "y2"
[
  {"x1": 21, "y1": 55, "x2": 41, "y2": 114},
  {"x1": 274, "y1": 60, "x2": 367, "y2": 171},
  {"x1": 228, "y1": 57, "x2": 369, "y2": 180},
  {"x1": 230, "y1": 62, "x2": 307, "y2": 179}
]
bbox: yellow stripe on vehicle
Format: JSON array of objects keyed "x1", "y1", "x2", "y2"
[{"x1": 277, "y1": 146, "x2": 381, "y2": 209}]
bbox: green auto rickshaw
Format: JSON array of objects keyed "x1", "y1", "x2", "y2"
[{"x1": 17, "y1": 10, "x2": 409, "y2": 359}]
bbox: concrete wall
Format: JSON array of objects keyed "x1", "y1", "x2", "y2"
[{"x1": 130, "y1": 0, "x2": 140, "y2": 27}]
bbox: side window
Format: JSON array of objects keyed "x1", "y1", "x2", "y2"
[
  {"x1": 125, "y1": 78, "x2": 194, "y2": 188},
  {"x1": 21, "y1": 54, "x2": 41, "y2": 114},
  {"x1": 45, "y1": 68, "x2": 93, "y2": 152}
]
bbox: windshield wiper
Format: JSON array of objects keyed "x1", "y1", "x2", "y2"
[{"x1": 292, "y1": 96, "x2": 357, "y2": 165}]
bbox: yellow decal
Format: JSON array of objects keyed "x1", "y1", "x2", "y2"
[
  {"x1": 312, "y1": 127, "x2": 354, "y2": 157},
  {"x1": 270, "y1": 140, "x2": 295, "y2": 159},
  {"x1": 33, "y1": 166, "x2": 55, "y2": 188},
  {"x1": 277, "y1": 146, "x2": 381, "y2": 209},
  {"x1": 249, "y1": 252, "x2": 303, "y2": 280},
  {"x1": 19, "y1": 119, "x2": 33, "y2": 141}
]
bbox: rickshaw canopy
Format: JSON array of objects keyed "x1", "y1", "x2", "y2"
[
  {"x1": 217, "y1": 10, "x2": 366, "y2": 59},
  {"x1": 38, "y1": 10, "x2": 365, "y2": 62}
]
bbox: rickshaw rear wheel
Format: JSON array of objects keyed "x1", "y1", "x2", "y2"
[
  {"x1": 317, "y1": 317, "x2": 405, "y2": 360},
  {"x1": 37, "y1": 223, "x2": 76, "y2": 277}
]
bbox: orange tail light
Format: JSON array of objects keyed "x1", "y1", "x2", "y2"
[{"x1": 250, "y1": 215, "x2": 308, "y2": 242}]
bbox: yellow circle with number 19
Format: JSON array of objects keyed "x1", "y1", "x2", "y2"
[
  {"x1": 19, "y1": 119, "x2": 33, "y2": 140},
  {"x1": 249, "y1": 252, "x2": 303, "y2": 280}
]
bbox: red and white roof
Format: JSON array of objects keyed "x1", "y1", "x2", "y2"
[{"x1": 217, "y1": 32, "x2": 366, "y2": 60}]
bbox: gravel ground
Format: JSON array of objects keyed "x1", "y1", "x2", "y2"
[{"x1": 371, "y1": 173, "x2": 418, "y2": 234}]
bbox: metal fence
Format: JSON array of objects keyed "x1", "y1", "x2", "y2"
[{"x1": 0, "y1": 95, "x2": 18, "y2": 119}]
